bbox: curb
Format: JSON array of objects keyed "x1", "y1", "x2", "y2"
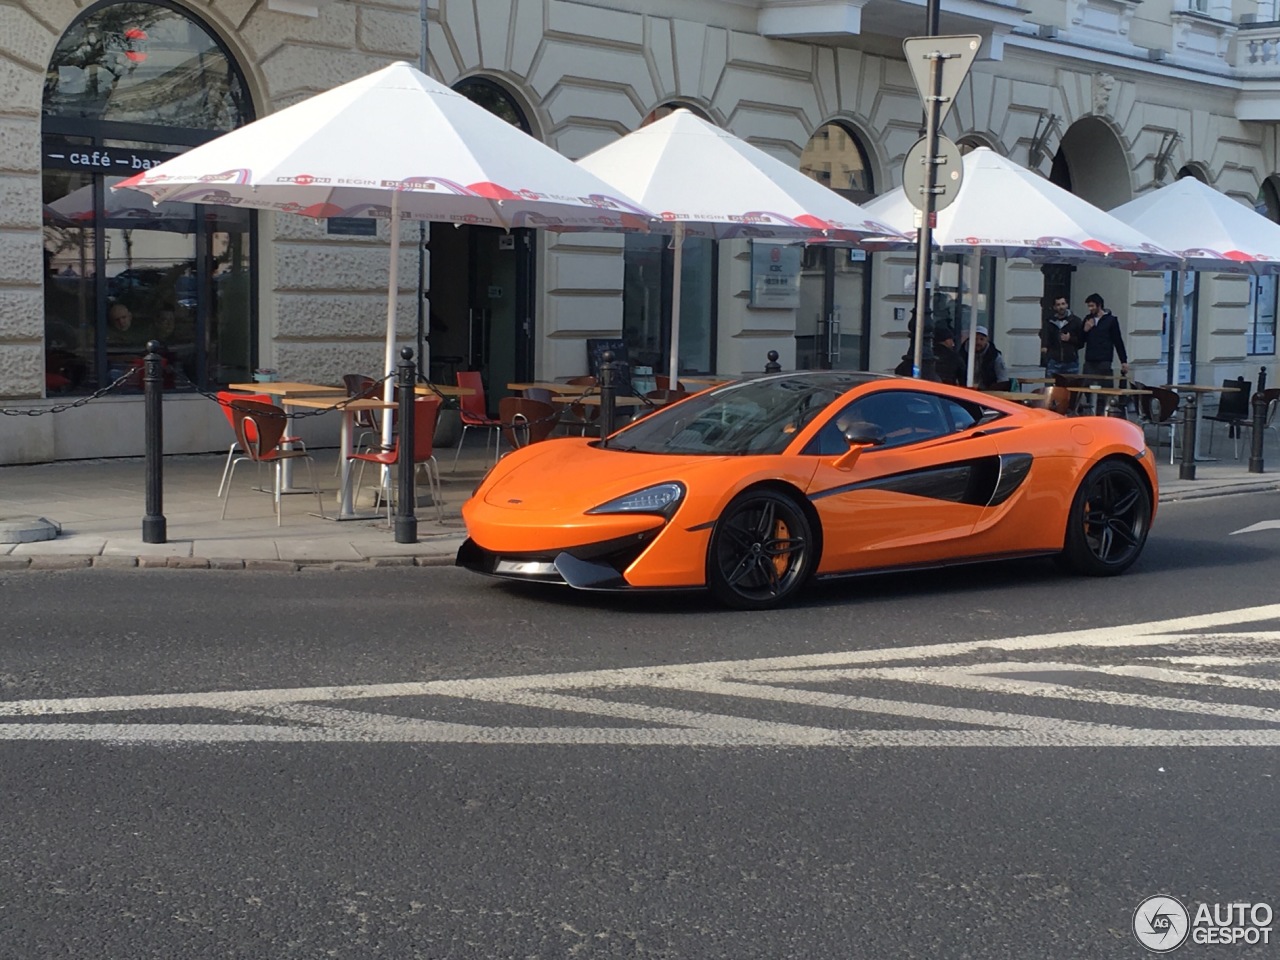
[{"x1": 0, "y1": 554, "x2": 459, "y2": 572}]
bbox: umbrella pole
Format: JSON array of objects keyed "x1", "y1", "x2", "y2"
[
  {"x1": 967, "y1": 248, "x2": 981, "y2": 387},
  {"x1": 382, "y1": 192, "x2": 402, "y2": 451},
  {"x1": 668, "y1": 222, "x2": 685, "y2": 388},
  {"x1": 1168, "y1": 264, "x2": 1185, "y2": 386}
]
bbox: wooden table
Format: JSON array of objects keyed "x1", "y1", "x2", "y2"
[
  {"x1": 1017, "y1": 376, "x2": 1057, "y2": 386},
  {"x1": 551, "y1": 394, "x2": 646, "y2": 408},
  {"x1": 981, "y1": 390, "x2": 1050, "y2": 404},
  {"x1": 1065, "y1": 384, "x2": 1150, "y2": 418},
  {"x1": 228, "y1": 381, "x2": 345, "y2": 396},
  {"x1": 414, "y1": 382, "x2": 475, "y2": 398},
  {"x1": 284, "y1": 396, "x2": 396, "y2": 520},
  {"x1": 680, "y1": 376, "x2": 732, "y2": 387},
  {"x1": 507, "y1": 381, "x2": 592, "y2": 395}
]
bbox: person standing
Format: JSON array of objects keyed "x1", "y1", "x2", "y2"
[
  {"x1": 1040, "y1": 296, "x2": 1084, "y2": 378},
  {"x1": 932, "y1": 322, "x2": 964, "y2": 386},
  {"x1": 1081, "y1": 292, "x2": 1129, "y2": 414}
]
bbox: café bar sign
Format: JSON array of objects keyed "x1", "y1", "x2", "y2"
[
  {"x1": 750, "y1": 240, "x2": 802, "y2": 309},
  {"x1": 43, "y1": 137, "x2": 177, "y2": 173}
]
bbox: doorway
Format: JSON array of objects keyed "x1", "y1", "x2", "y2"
[
  {"x1": 796, "y1": 246, "x2": 870, "y2": 369},
  {"x1": 428, "y1": 224, "x2": 534, "y2": 413}
]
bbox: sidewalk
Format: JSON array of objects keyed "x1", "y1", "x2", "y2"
[{"x1": 1, "y1": 430, "x2": 1278, "y2": 570}]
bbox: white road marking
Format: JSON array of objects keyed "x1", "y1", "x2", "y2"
[
  {"x1": 2, "y1": 604, "x2": 1280, "y2": 747},
  {"x1": 1230, "y1": 520, "x2": 1280, "y2": 535}
]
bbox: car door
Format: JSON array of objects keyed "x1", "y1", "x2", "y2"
[{"x1": 803, "y1": 389, "x2": 1004, "y2": 574}]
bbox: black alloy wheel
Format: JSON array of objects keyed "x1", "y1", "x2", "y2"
[
  {"x1": 707, "y1": 490, "x2": 813, "y2": 609},
  {"x1": 1059, "y1": 459, "x2": 1151, "y2": 576}
]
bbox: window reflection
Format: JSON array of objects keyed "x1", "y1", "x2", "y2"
[{"x1": 44, "y1": 2, "x2": 247, "y2": 130}]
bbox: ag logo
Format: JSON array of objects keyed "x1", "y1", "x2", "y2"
[{"x1": 1134, "y1": 895, "x2": 1190, "y2": 953}]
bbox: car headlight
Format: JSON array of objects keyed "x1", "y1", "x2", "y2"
[{"x1": 587, "y1": 482, "x2": 685, "y2": 518}]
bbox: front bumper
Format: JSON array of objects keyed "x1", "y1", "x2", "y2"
[{"x1": 456, "y1": 530, "x2": 663, "y2": 591}]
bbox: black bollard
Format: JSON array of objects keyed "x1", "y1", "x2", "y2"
[
  {"x1": 395, "y1": 347, "x2": 418, "y2": 544},
  {"x1": 1248, "y1": 384, "x2": 1267, "y2": 474},
  {"x1": 1178, "y1": 390, "x2": 1197, "y2": 482},
  {"x1": 764, "y1": 350, "x2": 782, "y2": 374},
  {"x1": 142, "y1": 340, "x2": 167, "y2": 543},
  {"x1": 599, "y1": 350, "x2": 617, "y2": 445}
]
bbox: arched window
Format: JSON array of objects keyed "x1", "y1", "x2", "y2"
[
  {"x1": 623, "y1": 104, "x2": 718, "y2": 379},
  {"x1": 453, "y1": 77, "x2": 530, "y2": 134},
  {"x1": 796, "y1": 121, "x2": 875, "y2": 370},
  {"x1": 42, "y1": 1, "x2": 253, "y2": 395}
]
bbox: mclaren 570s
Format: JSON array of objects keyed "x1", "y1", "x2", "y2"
[{"x1": 457, "y1": 372, "x2": 1156, "y2": 609}]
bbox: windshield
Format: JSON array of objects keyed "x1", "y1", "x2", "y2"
[{"x1": 610, "y1": 373, "x2": 878, "y2": 455}]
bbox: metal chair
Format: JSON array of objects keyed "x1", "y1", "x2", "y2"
[
  {"x1": 563, "y1": 375, "x2": 600, "y2": 436},
  {"x1": 215, "y1": 390, "x2": 307, "y2": 499},
  {"x1": 337, "y1": 374, "x2": 383, "y2": 473},
  {"x1": 498, "y1": 397, "x2": 560, "y2": 450},
  {"x1": 347, "y1": 395, "x2": 444, "y2": 523},
  {"x1": 1135, "y1": 385, "x2": 1183, "y2": 464},
  {"x1": 1206, "y1": 377, "x2": 1252, "y2": 459},
  {"x1": 220, "y1": 399, "x2": 326, "y2": 525},
  {"x1": 452, "y1": 370, "x2": 502, "y2": 471}
]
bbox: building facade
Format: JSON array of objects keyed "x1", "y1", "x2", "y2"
[{"x1": 1, "y1": 0, "x2": 1277, "y2": 463}]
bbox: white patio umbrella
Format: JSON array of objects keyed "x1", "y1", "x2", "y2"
[
  {"x1": 1109, "y1": 176, "x2": 1280, "y2": 384},
  {"x1": 575, "y1": 109, "x2": 905, "y2": 386},
  {"x1": 863, "y1": 147, "x2": 1177, "y2": 386},
  {"x1": 115, "y1": 60, "x2": 652, "y2": 445}
]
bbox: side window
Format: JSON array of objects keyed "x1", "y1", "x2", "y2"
[
  {"x1": 942, "y1": 398, "x2": 982, "y2": 432},
  {"x1": 805, "y1": 391, "x2": 954, "y2": 454}
]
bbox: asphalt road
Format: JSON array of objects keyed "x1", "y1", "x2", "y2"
[{"x1": 1, "y1": 491, "x2": 1278, "y2": 959}]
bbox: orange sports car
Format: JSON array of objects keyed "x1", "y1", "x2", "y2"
[{"x1": 457, "y1": 372, "x2": 1157, "y2": 609}]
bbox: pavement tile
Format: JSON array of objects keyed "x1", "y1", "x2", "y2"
[
  {"x1": 277, "y1": 539, "x2": 363, "y2": 562},
  {"x1": 29, "y1": 556, "x2": 93, "y2": 569},
  {"x1": 101, "y1": 540, "x2": 193, "y2": 557},
  {"x1": 11, "y1": 537, "x2": 106, "y2": 556},
  {"x1": 190, "y1": 539, "x2": 280, "y2": 560},
  {"x1": 91, "y1": 556, "x2": 138, "y2": 569}
]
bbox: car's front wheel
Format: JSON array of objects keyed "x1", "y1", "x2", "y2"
[
  {"x1": 1059, "y1": 459, "x2": 1151, "y2": 576},
  {"x1": 707, "y1": 490, "x2": 813, "y2": 609}
]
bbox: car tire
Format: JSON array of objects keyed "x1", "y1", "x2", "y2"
[
  {"x1": 707, "y1": 489, "x2": 813, "y2": 610},
  {"x1": 1058, "y1": 459, "x2": 1151, "y2": 577}
]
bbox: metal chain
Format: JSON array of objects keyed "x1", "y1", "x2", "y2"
[
  {"x1": 172, "y1": 370, "x2": 396, "y2": 420},
  {"x1": 0, "y1": 369, "x2": 138, "y2": 417}
]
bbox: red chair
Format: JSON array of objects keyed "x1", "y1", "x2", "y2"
[
  {"x1": 452, "y1": 370, "x2": 502, "y2": 472},
  {"x1": 219, "y1": 399, "x2": 326, "y2": 525},
  {"x1": 347, "y1": 395, "x2": 444, "y2": 522},
  {"x1": 563, "y1": 375, "x2": 600, "y2": 436},
  {"x1": 215, "y1": 391, "x2": 308, "y2": 498}
]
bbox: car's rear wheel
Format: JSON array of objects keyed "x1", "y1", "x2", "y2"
[
  {"x1": 1058, "y1": 459, "x2": 1151, "y2": 576},
  {"x1": 707, "y1": 490, "x2": 813, "y2": 609}
]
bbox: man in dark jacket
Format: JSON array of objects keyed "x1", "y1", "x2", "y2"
[
  {"x1": 1081, "y1": 293, "x2": 1129, "y2": 380},
  {"x1": 1040, "y1": 296, "x2": 1084, "y2": 378},
  {"x1": 1081, "y1": 292, "x2": 1129, "y2": 413},
  {"x1": 932, "y1": 322, "x2": 964, "y2": 386}
]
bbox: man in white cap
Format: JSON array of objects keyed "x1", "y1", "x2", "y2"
[{"x1": 961, "y1": 324, "x2": 1010, "y2": 390}]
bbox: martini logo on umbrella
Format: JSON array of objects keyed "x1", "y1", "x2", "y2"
[
  {"x1": 198, "y1": 169, "x2": 251, "y2": 184},
  {"x1": 276, "y1": 174, "x2": 330, "y2": 185}
]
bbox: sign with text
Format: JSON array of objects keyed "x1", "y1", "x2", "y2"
[{"x1": 750, "y1": 241, "x2": 802, "y2": 309}]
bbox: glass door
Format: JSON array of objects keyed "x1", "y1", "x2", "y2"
[{"x1": 796, "y1": 246, "x2": 867, "y2": 370}]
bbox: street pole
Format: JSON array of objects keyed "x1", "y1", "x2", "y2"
[
  {"x1": 911, "y1": 49, "x2": 944, "y2": 382},
  {"x1": 910, "y1": 0, "x2": 944, "y2": 382},
  {"x1": 415, "y1": 0, "x2": 429, "y2": 382}
]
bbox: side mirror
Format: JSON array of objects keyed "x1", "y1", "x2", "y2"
[{"x1": 832, "y1": 419, "x2": 885, "y2": 471}]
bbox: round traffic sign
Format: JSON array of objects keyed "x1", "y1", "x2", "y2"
[{"x1": 901, "y1": 135, "x2": 964, "y2": 212}]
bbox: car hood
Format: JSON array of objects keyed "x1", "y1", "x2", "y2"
[{"x1": 481, "y1": 439, "x2": 730, "y2": 512}]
